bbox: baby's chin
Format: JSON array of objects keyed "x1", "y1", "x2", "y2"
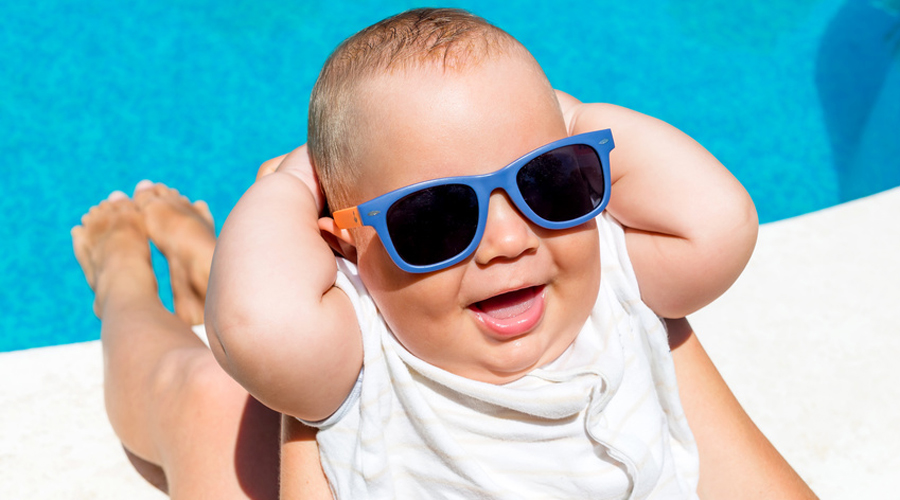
[{"x1": 447, "y1": 337, "x2": 576, "y2": 385}]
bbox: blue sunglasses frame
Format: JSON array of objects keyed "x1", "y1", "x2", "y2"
[{"x1": 333, "y1": 129, "x2": 614, "y2": 273}]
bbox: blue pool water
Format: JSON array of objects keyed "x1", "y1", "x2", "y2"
[{"x1": 2, "y1": 0, "x2": 898, "y2": 351}]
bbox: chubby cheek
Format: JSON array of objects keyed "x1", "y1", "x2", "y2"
[
  {"x1": 548, "y1": 224, "x2": 602, "y2": 314},
  {"x1": 356, "y1": 233, "x2": 464, "y2": 354}
]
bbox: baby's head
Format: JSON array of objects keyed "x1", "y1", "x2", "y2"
[
  {"x1": 309, "y1": 8, "x2": 543, "y2": 212},
  {"x1": 310, "y1": 8, "x2": 604, "y2": 383}
]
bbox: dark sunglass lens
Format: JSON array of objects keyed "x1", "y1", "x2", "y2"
[
  {"x1": 517, "y1": 144, "x2": 605, "y2": 222},
  {"x1": 385, "y1": 184, "x2": 479, "y2": 267}
]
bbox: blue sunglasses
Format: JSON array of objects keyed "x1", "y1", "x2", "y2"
[{"x1": 333, "y1": 129, "x2": 614, "y2": 273}]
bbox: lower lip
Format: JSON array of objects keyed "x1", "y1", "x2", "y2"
[{"x1": 470, "y1": 286, "x2": 546, "y2": 338}]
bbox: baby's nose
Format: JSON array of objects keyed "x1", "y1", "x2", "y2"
[{"x1": 473, "y1": 191, "x2": 540, "y2": 266}]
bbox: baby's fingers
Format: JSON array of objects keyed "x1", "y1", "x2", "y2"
[
  {"x1": 257, "y1": 145, "x2": 326, "y2": 214},
  {"x1": 257, "y1": 153, "x2": 288, "y2": 181}
]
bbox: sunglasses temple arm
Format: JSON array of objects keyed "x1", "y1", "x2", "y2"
[{"x1": 333, "y1": 207, "x2": 364, "y2": 229}]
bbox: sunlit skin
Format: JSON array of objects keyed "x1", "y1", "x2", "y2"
[
  {"x1": 71, "y1": 10, "x2": 816, "y2": 498},
  {"x1": 346, "y1": 54, "x2": 601, "y2": 383}
]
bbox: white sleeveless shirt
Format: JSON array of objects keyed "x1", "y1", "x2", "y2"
[{"x1": 304, "y1": 212, "x2": 700, "y2": 499}]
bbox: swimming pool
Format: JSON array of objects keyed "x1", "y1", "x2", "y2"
[{"x1": 2, "y1": 0, "x2": 898, "y2": 351}]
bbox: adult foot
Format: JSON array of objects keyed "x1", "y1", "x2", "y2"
[
  {"x1": 134, "y1": 181, "x2": 216, "y2": 326},
  {"x1": 72, "y1": 192, "x2": 158, "y2": 318}
]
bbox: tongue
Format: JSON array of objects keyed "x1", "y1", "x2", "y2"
[{"x1": 475, "y1": 288, "x2": 537, "y2": 319}]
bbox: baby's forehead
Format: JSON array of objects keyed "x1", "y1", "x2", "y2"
[
  {"x1": 353, "y1": 53, "x2": 554, "y2": 136},
  {"x1": 339, "y1": 52, "x2": 560, "y2": 202}
]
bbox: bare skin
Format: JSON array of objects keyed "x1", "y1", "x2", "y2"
[
  {"x1": 72, "y1": 184, "x2": 326, "y2": 499},
  {"x1": 72, "y1": 191, "x2": 156, "y2": 319},
  {"x1": 667, "y1": 318, "x2": 819, "y2": 499},
  {"x1": 133, "y1": 180, "x2": 216, "y2": 326},
  {"x1": 71, "y1": 181, "x2": 815, "y2": 500}
]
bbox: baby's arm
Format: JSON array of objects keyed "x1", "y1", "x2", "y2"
[
  {"x1": 557, "y1": 91, "x2": 758, "y2": 318},
  {"x1": 205, "y1": 145, "x2": 363, "y2": 422}
]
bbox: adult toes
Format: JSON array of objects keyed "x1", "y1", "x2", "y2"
[
  {"x1": 108, "y1": 190, "x2": 128, "y2": 202},
  {"x1": 134, "y1": 179, "x2": 155, "y2": 196},
  {"x1": 192, "y1": 200, "x2": 215, "y2": 226}
]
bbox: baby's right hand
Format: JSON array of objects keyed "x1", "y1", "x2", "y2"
[{"x1": 256, "y1": 145, "x2": 326, "y2": 215}]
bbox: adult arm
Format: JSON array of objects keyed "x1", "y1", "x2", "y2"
[
  {"x1": 667, "y1": 318, "x2": 818, "y2": 499},
  {"x1": 556, "y1": 91, "x2": 758, "y2": 318},
  {"x1": 281, "y1": 414, "x2": 334, "y2": 499}
]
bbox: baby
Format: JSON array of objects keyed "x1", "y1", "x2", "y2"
[{"x1": 206, "y1": 8, "x2": 758, "y2": 499}]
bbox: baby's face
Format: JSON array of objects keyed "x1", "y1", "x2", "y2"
[{"x1": 348, "y1": 54, "x2": 601, "y2": 384}]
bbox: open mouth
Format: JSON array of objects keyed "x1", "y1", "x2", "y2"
[
  {"x1": 470, "y1": 285, "x2": 546, "y2": 337},
  {"x1": 474, "y1": 286, "x2": 541, "y2": 318}
]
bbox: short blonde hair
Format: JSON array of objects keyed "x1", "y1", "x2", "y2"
[{"x1": 308, "y1": 8, "x2": 531, "y2": 212}]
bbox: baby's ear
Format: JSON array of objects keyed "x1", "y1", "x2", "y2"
[{"x1": 318, "y1": 217, "x2": 358, "y2": 263}]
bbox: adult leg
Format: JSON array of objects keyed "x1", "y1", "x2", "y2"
[{"x1": 72, "y1": 185, "x2": 321, "y2": 499}]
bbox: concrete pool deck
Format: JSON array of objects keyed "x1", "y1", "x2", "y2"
[{"x1": 2, "y1": 187, "x2": 899, "y2": 499}]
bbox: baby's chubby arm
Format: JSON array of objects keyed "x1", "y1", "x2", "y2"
[
  {"x1": 205, "y1": 145, "x2": 363, "y2": 422},
  {"x1": 557, "y1": 91, "x2": 758, "y2": 318}
]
